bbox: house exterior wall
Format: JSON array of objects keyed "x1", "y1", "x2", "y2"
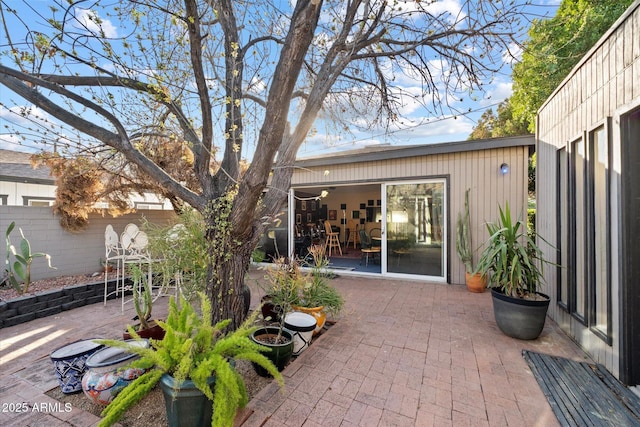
[
  {"x1": 0, "y1": 181, "x2": 56, "y2": 205},
  {"x1": 292, "y1": 143, "x2": 531, "y2": 285},
  {"x1": 536, "y1": 1, "x2": 640, "y2": 381},
  {"x1": 0, "y1": 179, "x2": 172, "y2": 209},
  {"x1": 1, "y1": 206, "x2": 175, "y2": 281}
]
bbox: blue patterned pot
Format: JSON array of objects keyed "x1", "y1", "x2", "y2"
[
  {"x1": 81, "y1": 340, "x2": 148, "y2": 405},
  {"x1": 50, "y1": 339, "x2": 104, "y2": 394}
]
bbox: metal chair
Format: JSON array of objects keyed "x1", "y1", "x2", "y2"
[
  {"x1": 119, "y1": 223, "x2": 153, "y2": 311},
  {"x1": 103, "y1": 225, "x2": 126, "y2": 305}
]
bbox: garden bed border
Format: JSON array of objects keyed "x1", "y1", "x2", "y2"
[{"x1": 0, "y1": 278, "x2": 131, "y2": 328}]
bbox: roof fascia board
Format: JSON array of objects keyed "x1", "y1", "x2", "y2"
[
  {"x1": 0, "y1": 175, "x2": 56, "y2": 185},
  {"x1": 295, "y1": 135, "x2": 534, "y2": 168}
]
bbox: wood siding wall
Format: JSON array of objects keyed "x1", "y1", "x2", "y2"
[
  {"x1": 292, "y1": 146, "x2": 530, "y2": 285},
  {"x1": 536, "y1": 2, "x2": 640, "y2": 379}
]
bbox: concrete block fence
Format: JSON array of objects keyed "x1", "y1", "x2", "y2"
[{"x1": 1, "y1": 206, "x2": 175, "y2": 281}]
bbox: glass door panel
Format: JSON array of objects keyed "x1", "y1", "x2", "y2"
[{"x1": 385, "y1": 181, "x2": 445, "y2": 279}]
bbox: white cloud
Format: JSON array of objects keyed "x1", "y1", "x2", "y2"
[
  {"x1": 1, "y1": 105, "x2": 52, "y2": 128},
  {"x1": 0, "y1": 133, "x2": 24, "y2": 150},
  {"x1": 74, "y1": 8, "x2": 118, "y2": 38},
  {"x1": 481, "y1": 81, "x2": 512, "y2": 106},
  {"x1": 503, "y1": 42, "x2": 523, "y2": 65}
]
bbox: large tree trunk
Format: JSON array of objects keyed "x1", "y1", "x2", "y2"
[
  {"x1": 203, "y1": 193, "x2": 263, "y2": 329},
  {"x1": 206, "y1": 244, "x2": 252, "y2": 330}
]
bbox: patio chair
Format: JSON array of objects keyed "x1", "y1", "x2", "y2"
[
  {"x1": 119, "y1": 223, "x2": 153, "y2": 311},
  {"x1": 324, "y1": 220, "x2": 342, "y2": 256},
  {"x1": 103, "y1": 225, "x2": 126, "y2": 305},
  {"x1": 359, "y1": 229, "x2": 380, "y2": 267}
]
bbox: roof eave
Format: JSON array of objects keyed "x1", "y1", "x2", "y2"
[{"x1": 295, "y1": 135, "x2": 534, "y2": 168}]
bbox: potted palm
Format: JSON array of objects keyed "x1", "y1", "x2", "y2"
[
  {"x1": 474, "y1": 203, "x2": 552, "y2": 340},
  {"x1": 95, "y1": 292, "x2": 283, "y2": 427},
  {"x1": 455, "y1": 189, "x2": 486, "y2": 292}
]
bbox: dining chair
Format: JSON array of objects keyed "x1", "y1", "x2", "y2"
[{"x1": 359, "y1": 228, "x2": 380, "y2": 266}]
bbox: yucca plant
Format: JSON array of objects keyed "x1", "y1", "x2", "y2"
[
  {"x1": 474, "y1": 202, "x2": 548, "y2": 298},
  {"x1": 95, "y1": 292, "x2": 283, "y2": 427}
]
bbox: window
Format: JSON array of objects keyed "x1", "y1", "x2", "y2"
[
  {"x1": 22, "y1": 196, "x2": 55, "y2": 206},
  {"x1": 557, "y1": 147, "x2": 568, "y2": 310},
  {"x1": 566, "y1": 123, "x2": 612, "y2": 344},
  {"x1": 570, "y1": 136, "x2": 587, "y2": 321},
  {"x1": 588, "y1": 123, "x2": 611, "y2": 343},
  {"x1": 134, "y1": 202, "x2": 164, "y2": 210}
]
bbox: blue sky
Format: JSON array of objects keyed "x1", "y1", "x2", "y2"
[{"x1": 0, "y1": 1, "x2": 561, "y2": 158}]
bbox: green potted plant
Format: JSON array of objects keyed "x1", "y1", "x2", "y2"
[
  {"x1": 295, "y1": 244, "x2": 344, "y2": 333},
  {"x1": 95, "y1": 292, "x2": 283, "y2": 427},
  {"x1": 455, "y1": 189, "x2": 486, "y2": 292},
  {"x1": 252, "y1": 257, "x2": 299, "y2": 376},
  {"x1": 122, "y1": 265, "x2": 165, "y2": 340},
  {"x1": 474, "y1": 202, "x2": 552, "y2": 340}
]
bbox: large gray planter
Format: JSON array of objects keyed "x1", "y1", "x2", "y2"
[
  {"x1": 159, "y1": 373, "x2": 215, "y2": 427},
  {"x1": 491, "y1": 289, "x2": 550, "y2": 340}
]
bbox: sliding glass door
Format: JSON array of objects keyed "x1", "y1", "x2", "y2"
[{"x1": 383, "y1": 180, "x2": 446, "y2": 280}]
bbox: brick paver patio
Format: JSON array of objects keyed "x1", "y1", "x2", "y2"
[{"x1": 0, "y1": 271, "x2": 590, "y2": 426}]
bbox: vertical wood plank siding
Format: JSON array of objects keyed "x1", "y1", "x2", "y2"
[
  {"x1": 536, "y1": 2, "x2": 640, "y2": 379},
  {"x1": 292, "y1": 146, "x2": 529, "y2": 285}
]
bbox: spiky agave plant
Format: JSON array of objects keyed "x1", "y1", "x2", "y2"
[{"x1": 96, "y1": 292, "x2": 283, "y2": 427}]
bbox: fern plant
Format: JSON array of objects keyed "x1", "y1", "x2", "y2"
[{"x1": 95, "y1": 292, "x2": 283, "y2": 427}]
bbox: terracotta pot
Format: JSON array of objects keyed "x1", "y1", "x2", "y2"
[
  {"x1": 292, "y1": 305, "x2": 326, "y2": 335},
  {"x1": 123, "y1": 319, "x2": 166, "y2": 341},
  {"x1": 465, "y1": 272, "x2": 487, "y2": 293}
]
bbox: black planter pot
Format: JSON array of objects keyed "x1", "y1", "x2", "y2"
[
  {"x1": 242, "y1": 284, "x2": 251, "y2": 319},
  {"x1": 260, "y1": 295, "x2": 282, "y2": 322},
  {"x1": 491, "y1": 289, "x2": 550, "y2": 340},
  {"x1": 249, "y1": 327, "x2": 293, "y2": 377},
  {"x1": 159, "y1": 374, "x2": 215, "y2": 427}
]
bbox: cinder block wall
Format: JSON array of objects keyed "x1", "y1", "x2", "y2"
[{"x1": 1, "y1": 207, "x2": 175, "y2": 280}]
